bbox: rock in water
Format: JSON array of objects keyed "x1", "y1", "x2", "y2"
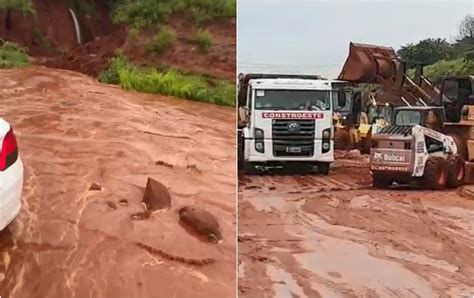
[
  {"x1": 143, "y1": 178, "x2": 171, "y2": 211},
  {"x1": 179, "y1": 206, "x2": 223, "y2": 243}
]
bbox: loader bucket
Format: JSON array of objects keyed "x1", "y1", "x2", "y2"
[{"x1": 338, "y1": 42, "x2": 404, "y2": 86}]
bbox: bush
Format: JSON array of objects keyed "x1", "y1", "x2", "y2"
[
  {"x1": 146, "y1": 26, "x2": 176, "y2": 53},
  {"x1": 0, "y1": 0, "x2": 35, "y2": 14},
  {"x1": 98, "y1": 55, "x2": 131, "y2": 84},
  {"x1": 194, "y1": 29, "x2": 213, "y2": 53},
  {"x1": 184, "y1": 0, "x2": 236, "y2": 23},
  {"x1": 0, "y1": 39, "x2": 30, "y2": 68},
  {"x1": 99, "y1": 56, "x2": 235, "y2": 106},
  {"x1": 111, "y1": 0, "x2": 236, "y2": 27},
  {"x1": 118, "y1": 67, "x2": 235, "y2": 105},
  {"x1": 112, "y1": 0, "x2": 175, "y2": 28},
  {"x1": 127, "y1": 27, "x2": 140, "y2": 42}
]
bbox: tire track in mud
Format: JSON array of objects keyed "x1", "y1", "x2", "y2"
[{"x1": 239, "y1": 158, "x2": 474, "y2": 297}]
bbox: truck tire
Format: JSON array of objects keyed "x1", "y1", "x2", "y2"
[
  {"x1": 422, "y1": 157, "x2": 448, "y2": 190},
  {"x1": 447, "y1": 155, "x2": 465, "y2": 188},
  {"x1": 372, "y1": 174, "x2": 392, "y2": 188},
  {"x1": 317, "y1": 162, "x2": 330, "y2": 175}
]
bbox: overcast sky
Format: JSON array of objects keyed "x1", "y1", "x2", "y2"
[{"x1": 237, "y1": 0, "x2": 473, "y2": 78}]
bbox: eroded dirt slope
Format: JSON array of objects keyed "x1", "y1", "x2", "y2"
[
  {"x1": 238, "y1": 153, "x2": 474, "y2": 297},
  {"x1": 0, "y1": 66, "x2": 236, "y2": 297}
]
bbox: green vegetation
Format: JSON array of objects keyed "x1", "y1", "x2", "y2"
[
  {"x1": 413, "y1": 59, "x2": 474, "y2": 81},
  {"x1": 0, "y1": 0, "x2": 35, "y2": 14},
  {"x1": 99, "y1": 56, "x2": 235, "y2": 106},
  {"x1": 401, "y1": 13, "x2": 474, "y2": 79},
  {"x1": 194, "y1": 29, "x2": 213, "y2": 53},
  {"x1": 127, "y1": 27, "x2": 140, "y2": 42},
  {"x1": 146, "y1": 26, "x2": 176, "y2": 53},
  {"x1": 32, "y1": 29, "x2": 52, "y2": 49},
  {"x1": 112, "y1": 0, "x2": 236, "y2": 28},
  {"x1": 0, "y1": 39, "x2": 30, "y2": 68}
]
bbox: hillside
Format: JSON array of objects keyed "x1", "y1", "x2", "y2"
[{"x1": 0, "y1": 0, "x2": 236, "y2": 105}]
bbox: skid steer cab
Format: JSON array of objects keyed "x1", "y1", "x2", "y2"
[{"x1": 370, "y1": 106, "x2": 465, "y2": 190}]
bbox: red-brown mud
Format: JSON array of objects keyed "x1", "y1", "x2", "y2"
[
  {"x1": 0, "y1": 66, "x2": 236, "y2": 297},
  {"x1": 239, "y1": 152, "x2": 474, "y2": 297}
]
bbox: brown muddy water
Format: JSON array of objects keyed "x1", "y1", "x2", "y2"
[{"x1": 0, "y1": 66, "x2": 236, "y2": 298}]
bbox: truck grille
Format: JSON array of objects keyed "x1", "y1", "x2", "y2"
[{"x1": 272, "y1": 120, "x2": 315, "y2": 157}]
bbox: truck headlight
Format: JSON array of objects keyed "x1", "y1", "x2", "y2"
[
  {"x1": 255, "y1": 128, "x2": 264, "y2": 139},
  {"x1": 255, "y1": 141, "x2": 264, "y2": 153},
  {"x1": 322, "y1": 143, "x2": 330, "y2": 150},
  {"x1": 322, "y1": 130, "x2": 330, "y2": 139}
]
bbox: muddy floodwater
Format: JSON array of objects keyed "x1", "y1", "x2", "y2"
[
  {"x1": 238, "y1": 152, "x2": 474, "y2": 297},
  {"x1": 0, "y1": 67, "x2": 236, "y2": 297}
]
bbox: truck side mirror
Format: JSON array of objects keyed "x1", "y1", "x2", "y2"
[{"x1": 337, "y1": 90, "x2": 346, "y2": 107}]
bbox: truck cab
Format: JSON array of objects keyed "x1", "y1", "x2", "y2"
[{"x1": 238, "y1": 74, "x2": 335, "y2": 174}]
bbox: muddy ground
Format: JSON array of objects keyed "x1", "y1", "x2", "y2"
[
  {"x1": 0, "y1": 66, "x2": 236, "y2": 297},
  {"x1": 238, "y1": 152, "x2": 474, "y2": 297}
]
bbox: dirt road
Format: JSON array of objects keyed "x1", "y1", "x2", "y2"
[
  {"x1": 238, "y1": 152, "x2": 474, "y2": 297},
  {"x1": 0, "y1": 67, "x2": 236, "y2": 297}
]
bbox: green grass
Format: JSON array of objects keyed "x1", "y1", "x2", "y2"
[
  {"x1": 407, "y1": 58, "x2": 474, "y2": 81},
  {"x1": 112, "y1": 0, "x2": 236, "y2": 28},
  {"x1": 184, "y1": 0, "x2": 236, "y2": 23},
  {"x1": 0, "y1": 0, "x2": 35, "y2": 14},
  {"x1": 0, "y1": 39, "x2": 30, "y2": 68},
  {"x1": 99, "y1": 57, "x2": 235, "y2": 106},
  {"x1": 146, "y1": 26, "x2": 176, "y2": 53},
  {"x1": 194, "y1": 29, "x2": 213, "y2": 53}
]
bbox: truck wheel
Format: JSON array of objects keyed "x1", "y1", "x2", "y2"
[
  {"x1": 317, "y1": 163, "x2": 330, "y2": 175},
  {"x1": 422, "y1": 157, "x2": 448, "y2": 190},
  {"x1": 238, "y1": 134, "x2": 244, "y2": 171},
  {"x1": 447, "y1": 155, "x2": 465, "y2": 188},
  {"x1": 372, "y1": 174, "x2": 392, "y2": 188}
]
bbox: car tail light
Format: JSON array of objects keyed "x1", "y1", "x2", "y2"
[{"x1": 0, "y1": 128, "x2": 19, "y2": 171}]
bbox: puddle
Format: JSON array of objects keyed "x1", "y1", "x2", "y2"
[
  {"x1": 294, "y1": 233, "x2": 436, "y2": 297},
  {"x1": 266, "y1": 264, "x2": 307, "y2": 298}
]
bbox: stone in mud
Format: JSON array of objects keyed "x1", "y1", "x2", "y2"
[
  {"x1": 89, "y1": 182, "x2": 102, "y2": 191},
  {"x1": 143, "y1": 178, "x2": 171, "y2": 211},
  {"x1": 459, "y1": 186, "x2": 474, "y2": 200},
  {"x1": 178, "y1": 206, "x2": 223, "y2": 243}
]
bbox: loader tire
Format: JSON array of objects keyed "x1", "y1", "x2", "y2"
[
  {"x1": 372, "y1": 174, "x2": 392, "y2": 189},
  {"x1": 334, "y1": 129, "x2": 352, "y2": 150},
  {"x1": 449, "y1": 134, "x2": 467, "y2": 161},
  {"x1": 422, "y1": 157, "x2": 448, "y2": 190},
  {"x1": 447, "y1": 155, "x2": 465, "y2": 188}
]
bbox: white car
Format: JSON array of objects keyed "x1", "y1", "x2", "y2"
[{"x1": 0, "y1": 118, "x2": 22, "y2": 230}]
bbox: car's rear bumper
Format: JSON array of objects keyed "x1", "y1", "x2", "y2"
[{"x1": 0, "y1": 158, "x2": 23, "y2": 230}]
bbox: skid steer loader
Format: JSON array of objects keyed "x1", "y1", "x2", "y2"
[
  {"x1": 338, "y1": 42, "x2": 474, "y2": 185},
  {"x1": 371, "y1": 106, "x2": 465, "y2": 189}
]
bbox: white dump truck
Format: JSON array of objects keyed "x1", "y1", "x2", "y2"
[{"x1": 238, "y1": 74, "x2": 344, "y2": 174}]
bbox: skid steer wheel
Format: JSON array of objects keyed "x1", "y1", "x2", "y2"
[
  {"x1": 447, "y1": 155, "x2": 465, "y2": 188},
  {"x1": 372, "y1": 174, "x2": 392, "y2": 189},
  {"x1": 422, "y1": 157, "x2": 448, "y2": 190}
]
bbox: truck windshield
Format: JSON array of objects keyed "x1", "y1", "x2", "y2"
[
  {"x1": 254, "y1": 89, "x2": 331, "y2": 111},
  {"x1": 395, "y1": 110, "x2": 421, "y2": 126}
]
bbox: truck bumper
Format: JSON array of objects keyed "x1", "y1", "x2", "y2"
[{"x1": 245, "y1": 139, "x2": 334, "y2": 163}]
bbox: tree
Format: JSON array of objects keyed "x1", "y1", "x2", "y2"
[
  {"x1": 459, "y1": 13, "x2": 474, "y2": 39},
  {"x1": 397, "y1": 38, "x2": 453, "y2": 69}
]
